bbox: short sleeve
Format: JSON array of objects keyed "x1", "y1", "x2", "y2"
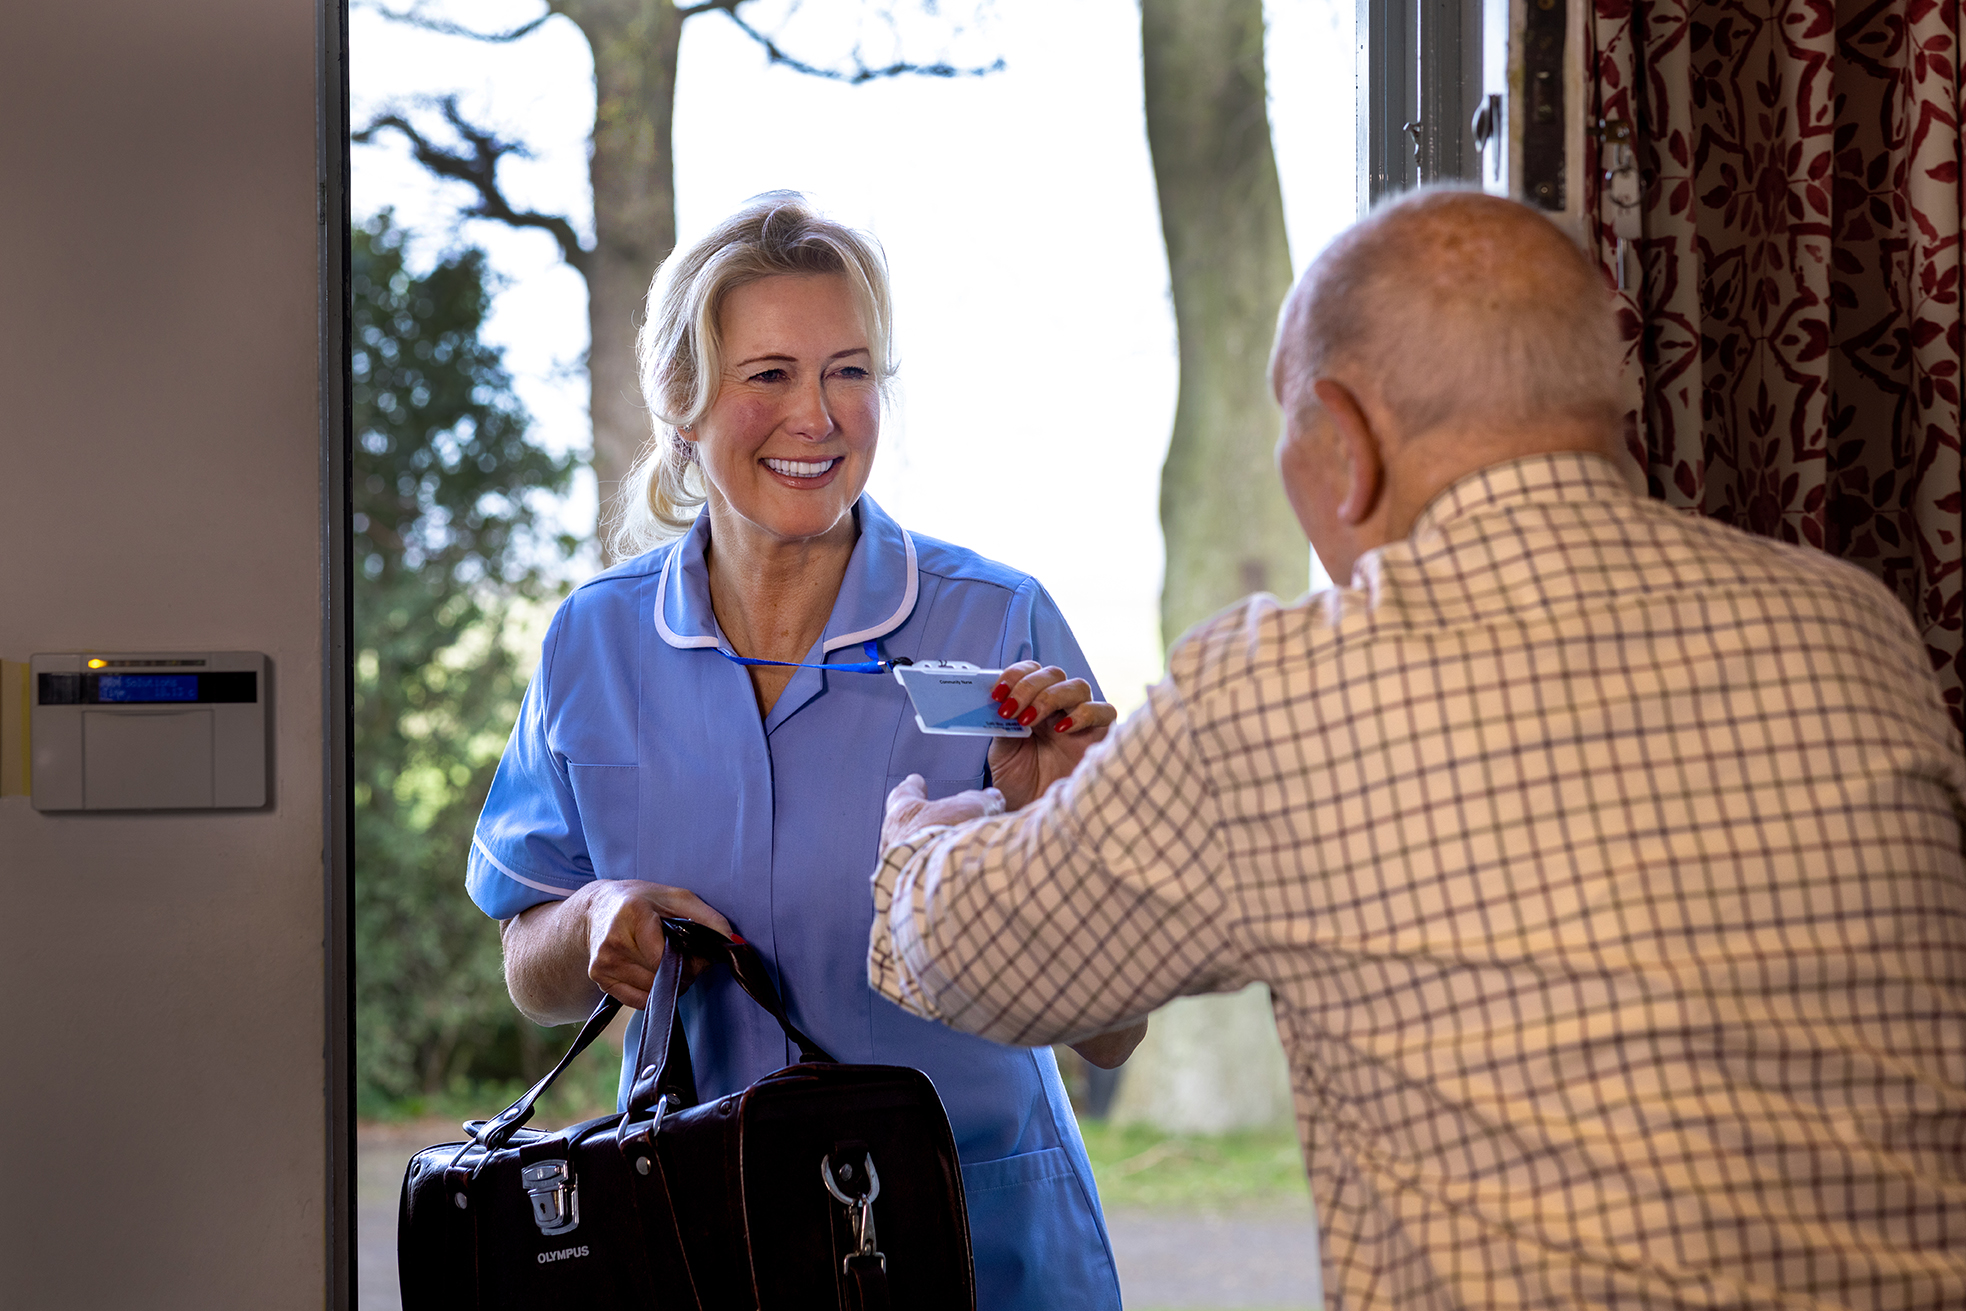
[
  {"x1": 1001, "y1": 580, "x2": 1104, "y2": 703},
  {"x1": 466, "y1": 604, "x2": 596, "y2": 920}
]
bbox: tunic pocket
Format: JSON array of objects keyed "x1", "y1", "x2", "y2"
[
  {"x1": 566, "y1": 763, "x2": 639, "y2": 882},
  {"x1": 959, "y1": 1146, "x2": 1120, "y2": 1311}
]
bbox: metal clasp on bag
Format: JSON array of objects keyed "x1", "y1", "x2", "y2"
[
  {"x1": 821, "y1": 1151, "x2": 883, "y2": 1274},
  {"x1": 521, "y1": 1160, "x2": 580, "y2": 1237}
]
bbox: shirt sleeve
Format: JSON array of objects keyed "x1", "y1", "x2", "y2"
[
  {"x1": 466, "y1": 603, "x2": 596, "y2": 920},
  {"x1": 1001, "y1": 579, "x2": 1104, "y2": 701},
  {"x1": 868, "y1": 671, "x2": 1241, "y2": 1046}
]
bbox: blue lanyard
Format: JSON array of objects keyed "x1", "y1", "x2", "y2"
[{"x1": 714, "y1": 639, "x2": 900, "y2": 675}]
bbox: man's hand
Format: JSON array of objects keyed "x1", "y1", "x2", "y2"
[
  {"x1": 1070, "y1": 1019, "x2": 1150, "y2": 1068},
  {"x1": 882, "y1": 773, "x2": 1006, "y2": 851}
]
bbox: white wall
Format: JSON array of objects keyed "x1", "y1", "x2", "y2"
[{"x1": 0, "y1": 2, "x2": 335, "y2": 1306}]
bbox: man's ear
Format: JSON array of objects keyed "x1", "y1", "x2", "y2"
[{"x1": 1311, "y1": 379, "x2": 1384, "y2": 525}]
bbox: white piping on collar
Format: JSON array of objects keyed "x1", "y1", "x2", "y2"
[
  {"x1": 652, "y1": 543, "x2": 721, "y2": 650},
  {"x1": 823, "y1": 525, "x2": 917, "y2": 653},
  {"x1": 650, "y1": 523, "x2": 920, "y2": 654}
]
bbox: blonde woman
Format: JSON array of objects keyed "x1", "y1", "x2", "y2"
[{"x1": 468, "y1": 194, "x2": 1142, "y2": 1309}]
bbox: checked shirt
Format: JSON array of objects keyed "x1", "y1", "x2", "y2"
[{"x1": 870, "y1": 452, "x2": 1966, "y2": 1309}]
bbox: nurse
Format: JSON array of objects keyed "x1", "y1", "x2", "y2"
[{"x1": 468, "y1": 193, "x2": 1146, "y2": 1310}]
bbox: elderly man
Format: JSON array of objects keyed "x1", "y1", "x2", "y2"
[{"x1": 870, "y1": 190, "x2": 1966, "y2": 1309}]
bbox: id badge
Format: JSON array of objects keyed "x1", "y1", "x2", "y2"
[{"x1": 892, "y1": 662, "x2": 1031, "y2": 738}]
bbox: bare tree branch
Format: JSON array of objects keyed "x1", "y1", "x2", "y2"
[
  {"x1": 364, "y1": 0, "x2": 999, "y2": 83},
  {"x1": 352, "y1": 97, "x2": 592, "y2": 273},
  {"x1": 360, "y1": 0, "x2": 555, "y2": 43},
  {"x1": 350, "y1": 2, "x2": 999, "y2": 278},
  {"x1": 694, "y1": 0, "x2": 1005, "y2": 84}
]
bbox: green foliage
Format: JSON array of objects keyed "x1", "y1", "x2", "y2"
[
  {"x1": 1078, "y1": 1120, "x2": 1311, "y2": 1211},
  {"x1": 352, "y1": 210, "x2": 578, "y2": 1116}
]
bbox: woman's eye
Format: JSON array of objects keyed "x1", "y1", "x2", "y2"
[
  {"x1": 748, "y1": 367, "x2": 788, "y2": 384},
  {"x1": 833, "y1": 365, "x2": 871, "y2": 381}
]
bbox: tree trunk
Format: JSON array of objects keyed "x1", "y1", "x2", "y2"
[
  {"x1": 1130, "y1": 0, "x2": 1300, "y2": 1137},
  {"x1": 1142, "y1": 0, "x2": 1302, "y2": 645},
  {"x1": 1109, "y1": 983, "x2": 1294, "y2": 1134},
  {"x1": 557, "y1": 0, "x2": 683, "y2": 555}
]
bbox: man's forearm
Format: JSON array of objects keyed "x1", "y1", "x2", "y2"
[
  {"x1": 873, "y1": 812, "x2": 1175, "y2": 1046},
  {"x1": 870, "y1": 678, "x2": 1236, "y2": 1049}
]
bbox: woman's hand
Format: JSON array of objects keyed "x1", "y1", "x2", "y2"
[
  {"x1": 581, "y1": 879, "x2": 732, "y2": 1010},
  {"x1": 985, "y1": 661, "x2": 1119, "y2": 811},
  {"x1": 502, "y1": 879, "x2": 732, "y2": 1025}
]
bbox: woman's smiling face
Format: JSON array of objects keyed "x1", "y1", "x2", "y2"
[{"x1": 688, "y1": 272, "x2": 881, "y2": 550}]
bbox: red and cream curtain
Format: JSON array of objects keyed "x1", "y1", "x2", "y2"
[{"x1": 1587, "y1": 0, "x2": 1964, "y2": 728}]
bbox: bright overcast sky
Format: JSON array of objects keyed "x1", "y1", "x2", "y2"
[{"x1": 353, "y1": 0, "x2": 1356, "y2": 710}]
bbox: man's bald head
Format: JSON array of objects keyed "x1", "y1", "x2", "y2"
[{"x1": 1274, "y1": 189, "x2": 1622, "y2": 445}]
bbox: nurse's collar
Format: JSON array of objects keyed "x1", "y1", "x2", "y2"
[{"x1": 652, "y1": 499, "x2": 919, "y2": 654}]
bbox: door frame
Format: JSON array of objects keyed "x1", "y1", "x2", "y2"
[{"x1": 317, "y1": 0, "x2": 354, "y2": 1305}]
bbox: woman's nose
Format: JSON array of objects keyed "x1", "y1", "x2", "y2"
[{"x1": 784, "y1": 375, "x2": 835, "y2": 439}]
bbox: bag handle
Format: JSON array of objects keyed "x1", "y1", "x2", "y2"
[
  {"x1": 468, "y1": 971, "x2": 696, "y2": 1155},
  {"x1": 627, "y1": 918, "x2": 837, "y2": 1117},
  {"x1": 468, "y1": 916, "x2": 840, "y2": 1141},
  {"x1": 664, "y1": 918, "x2": 836, "y2": 1063},
  {"x1": 471, "y1": 990, "x2": 624, "y2": 1153}
]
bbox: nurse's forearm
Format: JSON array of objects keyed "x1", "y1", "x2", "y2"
[
  {"x1": 502, "y1": 891, "x2": 607, "y2": 1027},
  {"x1": 502, "y1": 878, "x2": 737, "y2": 1027}
]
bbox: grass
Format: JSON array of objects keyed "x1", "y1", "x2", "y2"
[{"x1": 1078, "y1": 1119, "x2": 1311, "y2": 1211}]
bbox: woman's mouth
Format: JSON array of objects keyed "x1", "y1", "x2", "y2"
[{"x1": 762, "y1": 456, "x2": 842, "y2": 480}]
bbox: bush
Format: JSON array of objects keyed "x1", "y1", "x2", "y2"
[{"x1": 351, "y1": 211, "x2": 578, "y2": 1116}]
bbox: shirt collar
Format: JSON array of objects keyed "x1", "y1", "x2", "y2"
[
  {"x1": 1409, "y1": 451, "x2": 1636, "y2": 542},
  {"x1": 652, "y1": 495, "x2": 920, "y2": 654}
]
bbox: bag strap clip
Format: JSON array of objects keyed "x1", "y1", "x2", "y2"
[{"x1": 821, "y1": 1150, "x2": 885, "y2": 1275}]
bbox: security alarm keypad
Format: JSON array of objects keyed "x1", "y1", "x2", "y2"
[{"x1": 30, "y1": 652, "x2": 267, "y2": 811}]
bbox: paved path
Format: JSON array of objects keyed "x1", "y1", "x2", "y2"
[
  {"x1": 1105, "y1": 1206, "x2": 1321, "y2": 1309},
  {"x1": 359, "y1": 1122, "x2": 1322, "y2": 1310}
]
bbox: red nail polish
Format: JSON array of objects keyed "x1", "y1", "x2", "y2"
[
  {"x1": 990, "y1": 682, "x2": 1009, "y2": 702},
  {"x1": 999, "y1": 699, "x2": 1019, "y2": 719},
  {"x1": 1054, "y1": 717, "x2": 1073, "y2": 734},
  {"x1": 1018, "y1": 707, "x2": 1038, "y2": 727}
]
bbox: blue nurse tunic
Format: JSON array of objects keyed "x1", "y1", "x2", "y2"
[{"x1": 467, "y1": 495, "x2": 1124, "y2": 1311}]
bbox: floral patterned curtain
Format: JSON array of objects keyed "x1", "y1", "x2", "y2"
[{"x1": 1586, "y1": 0, "x2": 1964, "y2": 729}]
